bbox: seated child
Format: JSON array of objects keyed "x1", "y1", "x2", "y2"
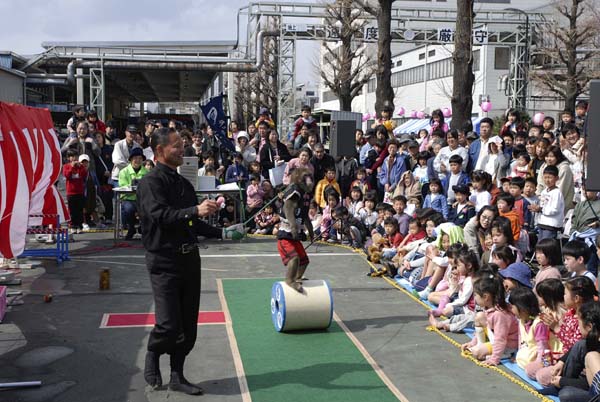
[
  {"x1": 562, "y1": 240, "x2": 597, "y2": 284},
  {"x1": 498, "y1": 261, "x2": 533, "y2": 299},
  {"x1": 320, "y1": 189, "x2": 341, "y2": 242},
  {"x1": 425, "y1": 243, "x2": 468, "y2": 305},
  {"x1": 254, "y1": 204, "x2": 280, "y2": 235},
  {"x1": 308, "y1": 201, "x2": 323, "y2": 236},
  {"x1": 533, "y1": 239, "x2": 562, "y2": 286},
  {"x1": 219, "y1": 198, "x2": 237, "y2": 227},
  {"x1": 461, "y1": 274, "x2": 519, "y2": 366},
  {"x1": 368, "y1": 217, "x2": 403, "y2": 264},
  {"x1": 428, "y1": 250, "x2": 479, "y2": 332},
  {"x1": 509, "y1": 287, "x2": 562, "y2": 372},
  {"x1": 346, "y1": 186, "x2": 364, "y2": 218},
  {"x1": 358, "y1": 190, "x2": 378, "y2": 232},
  {"x1": 332, "y1": 206, "x2": 367, "y2": 248}
]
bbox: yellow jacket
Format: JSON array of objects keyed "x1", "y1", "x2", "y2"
[{"x1": 315, "y1": 178, "x2": 341, "y2": 208}]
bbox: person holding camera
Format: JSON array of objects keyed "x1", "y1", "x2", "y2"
[{"x1": 118, "y1": 148, "x2": 149, "y2": 240}]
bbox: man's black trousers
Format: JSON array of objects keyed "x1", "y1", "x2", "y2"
[{"x1": 145, "y1": 249, "x2": 201, "y2": 356}]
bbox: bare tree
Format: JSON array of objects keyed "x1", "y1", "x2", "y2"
[
  {"x1": 319, "y1": 0, "x2": 376, "y2": 111},
  {"x1": 355, "y1": 0, "x2": 395, "y2": 117},
  {"x1": 531, "y1": 0, "x2": 600, "y2": 111},
  {"x1": 450, "y1": 0, "x2": 475, "y2": 130}
]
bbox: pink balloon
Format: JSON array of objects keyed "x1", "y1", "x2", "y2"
[
  {"x1": 416, "y1": 111, "x2": 425, "y2": 119},
  {"x1": 362, "y1": 114, "x2": 369, "y2": 122},
  {"x1": 442, "y1": 107, "x2": 452, "y2": 118},
  {"x1": 481, "y1": 101, "x2": 492, "y2": 112},
  {"x1": 397, "y1": 107, "x2": 405, "y2": 116},
  {"x1": 410, "y1": 110, "x2": 418, "y2": 118},
  {"x1": 532, "y1": 112, "x2": 545, "y2": 125},
  {"x1": 216, "y1": 196, "x2": 225, "y2": 208}
]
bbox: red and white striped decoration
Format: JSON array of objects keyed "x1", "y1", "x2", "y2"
[{"x1": 0, "y1": 102, "x2": 69, "y2": 258}]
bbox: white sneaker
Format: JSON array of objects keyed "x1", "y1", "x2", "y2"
[
  {"x1": 82, "y1": 223, "x2": 90, "y2": 232},
  {"x1": 69, "y1": 228, "x2": 77, "y2": 235}
]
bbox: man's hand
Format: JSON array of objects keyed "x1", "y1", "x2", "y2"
[{"x1": 196, "y1": 199, "x2": 219, "y2": 217}]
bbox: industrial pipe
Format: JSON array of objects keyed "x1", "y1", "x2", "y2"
[{"x1": 65, "y1": 31, "x2": 278, "y2": 82}]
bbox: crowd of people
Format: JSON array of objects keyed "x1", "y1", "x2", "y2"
[{"x1": 58, "y1": 100, "x2": 600, "y2": 400}]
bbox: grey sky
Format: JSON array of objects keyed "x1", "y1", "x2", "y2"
[{"x1": 0, "y1": 0, "x2": 319, "y2": 82}]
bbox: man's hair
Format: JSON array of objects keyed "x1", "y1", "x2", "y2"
[
  {"x1": 562, "y1": 239, "x2": 592, "y2": 263},
  {"x1": 524, "y1": 176, "x2": 537, "y2": 187},
  {"x1": 543, "y1": 165, "x2": 559, "y2": 177},
  {"x1": 301, "y1": 105, "x2": 311, "y2": 112},
  {"x1": 576, "y1": 100, "x2": 589, "y2": 109},
  {"x1": 449, "y1": 154, "x2": 463, "y2": 165},
  {"x1": 257, "y1": 120, "x2": 270, "y2": 128},
  {"x1": 480, "y1": 117, "x2": 494, "y2": 128},
  {"x1": 150, "y1": 127, "x2": 177, "y2": 153}
]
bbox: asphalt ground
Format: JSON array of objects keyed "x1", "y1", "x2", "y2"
[{"x1": 0, "y1": 233, "x2": 541, "y2": 402}]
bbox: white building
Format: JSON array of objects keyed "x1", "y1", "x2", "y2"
[{"x1": 318, "y1": 0, "x2": 562, "y2": 125}]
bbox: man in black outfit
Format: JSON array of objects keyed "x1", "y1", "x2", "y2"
[{"x1": 137, "y1": 127, "x2": 221, "y2": 395}]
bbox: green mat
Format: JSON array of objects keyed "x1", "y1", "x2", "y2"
[{"x1": 222, "y1": 278, "x2": 400, "y2": 402}]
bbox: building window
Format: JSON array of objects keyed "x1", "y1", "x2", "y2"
[
  {"x1": 473, "y1": 50, "x2": 481, "y2": 71},
  {"x1": 494, "y1": 47, "x2": 510, "y2": 70},
  {"x1": 396, "y1": 60, "x2": 402, "y2": 67},
  {"x1": 419, "y1": 53, "x2": 425, "y2": 60},
  {"x1": 428, "y1": 49, "x2": 436, "y2": 57},
  {"x1": 367, "y1": 77, "x2": 377, "y2": 93}
]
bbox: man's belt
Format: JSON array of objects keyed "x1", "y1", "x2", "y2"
[{"x1": 176, "y1": 243, "x2": 198, "y2": 254}]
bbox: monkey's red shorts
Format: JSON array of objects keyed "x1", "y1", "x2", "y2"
[{"x1": 277, "y1": 239, "x2": 309, "y2": 266}]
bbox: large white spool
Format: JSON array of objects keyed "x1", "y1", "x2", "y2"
[{"x1": 270, "y1": 280, "x2": 333, "y2": 332}]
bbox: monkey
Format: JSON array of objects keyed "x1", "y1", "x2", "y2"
[{"x1": 276, "y1": 167, "x2": 315, "y2": 292}]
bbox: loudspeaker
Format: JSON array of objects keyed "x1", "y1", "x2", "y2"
[
  {"x1": 585, "y1": 80, "x2": 600, "y2": 191},
  {"x1": 330, "y1": 120, "x2": 357, "y2": 158}
]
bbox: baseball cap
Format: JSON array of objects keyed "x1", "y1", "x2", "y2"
[
  {"x1": 78, "y1": 154, "x2": 90, "y2": 163},
  {"x1": 499, "y1": 262, "x2": 532, "y2": 288},
  {"x1": 126, "y1": 124, "x2": 139, "y2": 133},
  {"x1": 397, "y1": 135, "x2": 411, "y2": 145}
]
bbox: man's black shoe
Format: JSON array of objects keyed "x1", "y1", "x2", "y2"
[
  {"x1": 168, "y1": 373, "x2": 203, "y2": 395},
  {"x1": 144, "y1": 351, "x2": 162, "y2": 388},
  {"x1": 125, "y1": 227, "x2": 136, "y2": 240}
]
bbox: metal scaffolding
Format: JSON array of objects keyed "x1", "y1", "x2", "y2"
[{"x1": 89, "y1": 67, "x2": 105, "y2": 121}]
